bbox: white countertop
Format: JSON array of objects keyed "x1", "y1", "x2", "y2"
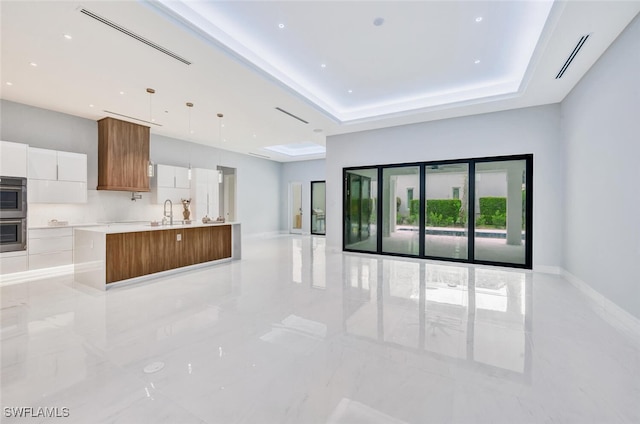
[
  {"x1": 73, "y1": 221, "x2": 239, "y2": 234},
  {"x1": 29, "y1": 223, "x2": 102, "y2": 230}
]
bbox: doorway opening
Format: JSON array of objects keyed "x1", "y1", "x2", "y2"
[
  {"x1": 217, "y1": 166, "x2": 236, "y2": 222},
  {"x1": 311, "y1": 181, "x2": 326, "y2": 235}
]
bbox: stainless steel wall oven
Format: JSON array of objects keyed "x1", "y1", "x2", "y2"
[{"x1": 0, "y1": 177, "x2": 27, "y2": 252}]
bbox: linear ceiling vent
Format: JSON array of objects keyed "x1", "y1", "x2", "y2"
[
  {"x1": 103, "y1": 110, "x2": 162, "y2": 126},
  {"x1": 80, "y1": 8, "x2": 192, "y2": 65},
  {"x1": 248, "y1": 152, "x2": 271, "y2": 159},
  {"x1": 275, "y1": 107, "x2": 309, "y2": 124},
  {"x1": 556, "y1": 34, "x2": 590, "y2": 79}
]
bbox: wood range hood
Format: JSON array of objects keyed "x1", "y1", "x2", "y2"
[{"x1": 97, "y1": 117, "x2": 150, "y2": 192}]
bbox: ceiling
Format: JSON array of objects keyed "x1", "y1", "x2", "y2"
[{"x1": 1, "y1": 1, "x2": 639, "y2": 162}]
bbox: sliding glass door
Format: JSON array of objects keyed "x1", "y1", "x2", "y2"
[
  {"x1": 424, "y1": 163, "x2": 469, "y2": 260},
  {"x1": 343, "y1": 155, "x2": 532, "y2": 269},
  {"x1": 381, "y1": 165, "x2": 421, "y2": 256},
  {"x1": 344, "y1": 168, "x2": 377, "y2": 252},
  {"x1": 474, "y1": 159, "x2": 528, "y2": 266}
]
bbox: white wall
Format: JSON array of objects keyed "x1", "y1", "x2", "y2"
[
  {"x1": 0, "y1": 100, "x2": 282, "y2": 237},
  {"x1": 561, "y1": 14, "x2": 640, "y2": 318},
  {"x1": 280, "y1": 160, "x2": 326, "y2": 234},
  {"x1": 326, "y1": 104, "x2": 564, "y2": 269}
]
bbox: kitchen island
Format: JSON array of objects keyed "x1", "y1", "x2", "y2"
[{"x1": 73, "y1": 222, "x2": 240, "y2": 290}]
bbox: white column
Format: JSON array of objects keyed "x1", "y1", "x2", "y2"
[
  {"x1": 506, "y1": 165, "x2": 523, "y2": 246},
  {"x1": 390, "y1": 176, "x2": 397, "y2": 234},
  {"x1": 382, "y1": 176, "x2": 391, "y2": 237}
]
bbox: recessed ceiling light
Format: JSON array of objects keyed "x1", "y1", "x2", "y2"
[
  {"x1": 253, "y1": 134, "x2": 257, "y2": 138},
  {"x1": 6, "y1": 82, "x2": 13, "y2": 86},
  {"x1": 63, "y1": 34, "x2": 73, "y2": 40},
  {"x1": 29, "y1": 62, "x2": 38, "y2": 67},
  {"x1": 278, "y1": 23, "x2": 285, "y2": 29},
  {"x1": 475, "y1": 16, "x2": 483, "y2": 22},
  {"x1": 89, "y1": 104, "x2": 94, "y2": 108},
  {"x1": 474, "y1": 59, "x2": 481, "y2": 64},
  {"x1": 119, "y1": 91, "x2": 125, "y2": 95},
  {"x1": 321, "y1": 63, "x2": 326, "y2": 68},
  {"x1": 348, "y1": 89, "x2": 353, "y2": 94}
]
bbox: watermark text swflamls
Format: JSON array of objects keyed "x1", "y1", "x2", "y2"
[{"x1": 4, "y1": 407, "x2": 70, "y2": 418}]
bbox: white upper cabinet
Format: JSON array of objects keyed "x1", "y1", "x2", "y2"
[
  {"x1": 156, "y1": 164, "x2": 175, "y2": 188},
  {"x1": 57, "y1": 151, "x2": 87, "y2": 182},
  {"x1": 153, "y1": 164, "x2": 191, "y2": 204},
  {"x1": 28, "y1": 147, "x2": 87, "y2": 203},
  {"x1": 0, "y1": 141, "x2": 28, "y2": 178},
  {"x1": 174, "y1": 167, "x2": 190, "y2": 189},
  {"x1": 28, "y1": 147, "x2": 87, "y2": 182},
  {"x1": 28, "y1": 148, "x2": 57, "y2": 180},
  {"x1": 156, "y1": 164, "x2": 191, "y2": 189}
]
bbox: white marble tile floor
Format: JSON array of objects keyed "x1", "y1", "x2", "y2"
[{"x1": 1, "y1": 235, "x2": 638, "y2": 423}]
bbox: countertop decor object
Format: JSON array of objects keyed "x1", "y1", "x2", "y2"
[
  {"x1": 47, "y1": 219, "x2": 69, "y2": 227},
  {"x1": 181, "y1": 198, "x2": 191, "y2": 220}
]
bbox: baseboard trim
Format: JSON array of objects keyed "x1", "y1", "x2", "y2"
[
  {"x1": 562, "y1": 268, "x2": 640, "y2": 348},
  {"x1": 0, "y1": 264, "x2": 74, "y2": 287},
  {"x1": 534, "y1": 265, "x2": 562, "y2": 275},
  {"x1": 244, "y1": 231, "x2": 287, "y2": 240}
]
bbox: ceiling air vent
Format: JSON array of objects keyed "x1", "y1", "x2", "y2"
[
  {"x1": 80, "y1": 8, "x2": 192, "y2": 65},
  {"x1": 103, "y1": 110, "x2": 162, "y2": 126},
  {"x1": 248, "y1": 152, "x2": 271, "y2": 159},
  {"x1": 556, "y1": 34, "x2": 590, "y2": 79},
  {"x1": 275, "y1": 107, "x2": 309, "y2": 124}
]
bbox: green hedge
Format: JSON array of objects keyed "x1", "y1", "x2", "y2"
[
  {"x1": 479, "y1": 197, "x2": 506, "y2": 226},
  {"x1": 425, "y1": 199, "x2": 461, "y2": 227},
  {"x1": 410, "y1": 199, "x2": 420, "y2": 216}
]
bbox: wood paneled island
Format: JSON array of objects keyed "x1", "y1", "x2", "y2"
[{"x1": 73, "y1": 222, "x2": 240, "y2": 290}]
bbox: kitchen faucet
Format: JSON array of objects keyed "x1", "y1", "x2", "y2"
[{"x1": 163, "y1": 199, "x2": 173, "y2": 225}]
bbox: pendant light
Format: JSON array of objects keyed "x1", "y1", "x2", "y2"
[
  {"x1": 217, "y1": 113, "x2": 224, "y2": 183},
  {"x1": 146, "y1": 88, "x2": 155, "y2": 177},
  {"x1": 186, "y1": 102, "x2": 194, "y2": 180}
]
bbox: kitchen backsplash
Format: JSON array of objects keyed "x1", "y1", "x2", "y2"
[{"x1": 28, "y1": 190, "x2": 181, "y2": 227}]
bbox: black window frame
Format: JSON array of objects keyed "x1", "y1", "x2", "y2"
[{"x1": 342, "y1": 154, "x2": 533, "y2": 269}]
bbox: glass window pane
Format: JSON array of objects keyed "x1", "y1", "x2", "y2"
[
  {"x1": 344, "y1": 169, "x2": 378, "y2": 252},
  {"x1": 474, "y1": 160, "x2": 527, "y2": 265},
  {"x1": 381, "y1": 166, "x2": 420, "y2": 255},
  {"x1": 425, "y1": 163, "x2": 469, "y2": 260}
]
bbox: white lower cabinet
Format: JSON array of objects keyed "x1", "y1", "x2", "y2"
[
  {"x1": 0, "y1": 252, "x2": 28, "y2": 274},
  {"x1": 28, "y1": 227, "x2": 73, "y2": 270}
]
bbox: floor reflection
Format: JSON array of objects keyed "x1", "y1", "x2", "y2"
[
  {"x1": 291, "y1": 236, "x2": 327, "y2": 289},
  {"x1": 3, "y1": 235, "x2": 637, "y2": 423},
  {"x1": 342, "y1": 254, "x2": 532, "y2": 380}
]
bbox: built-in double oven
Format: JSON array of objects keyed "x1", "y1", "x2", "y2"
[{"x1": 0, "y1": 176, "x2": 27, "y2": 253}]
